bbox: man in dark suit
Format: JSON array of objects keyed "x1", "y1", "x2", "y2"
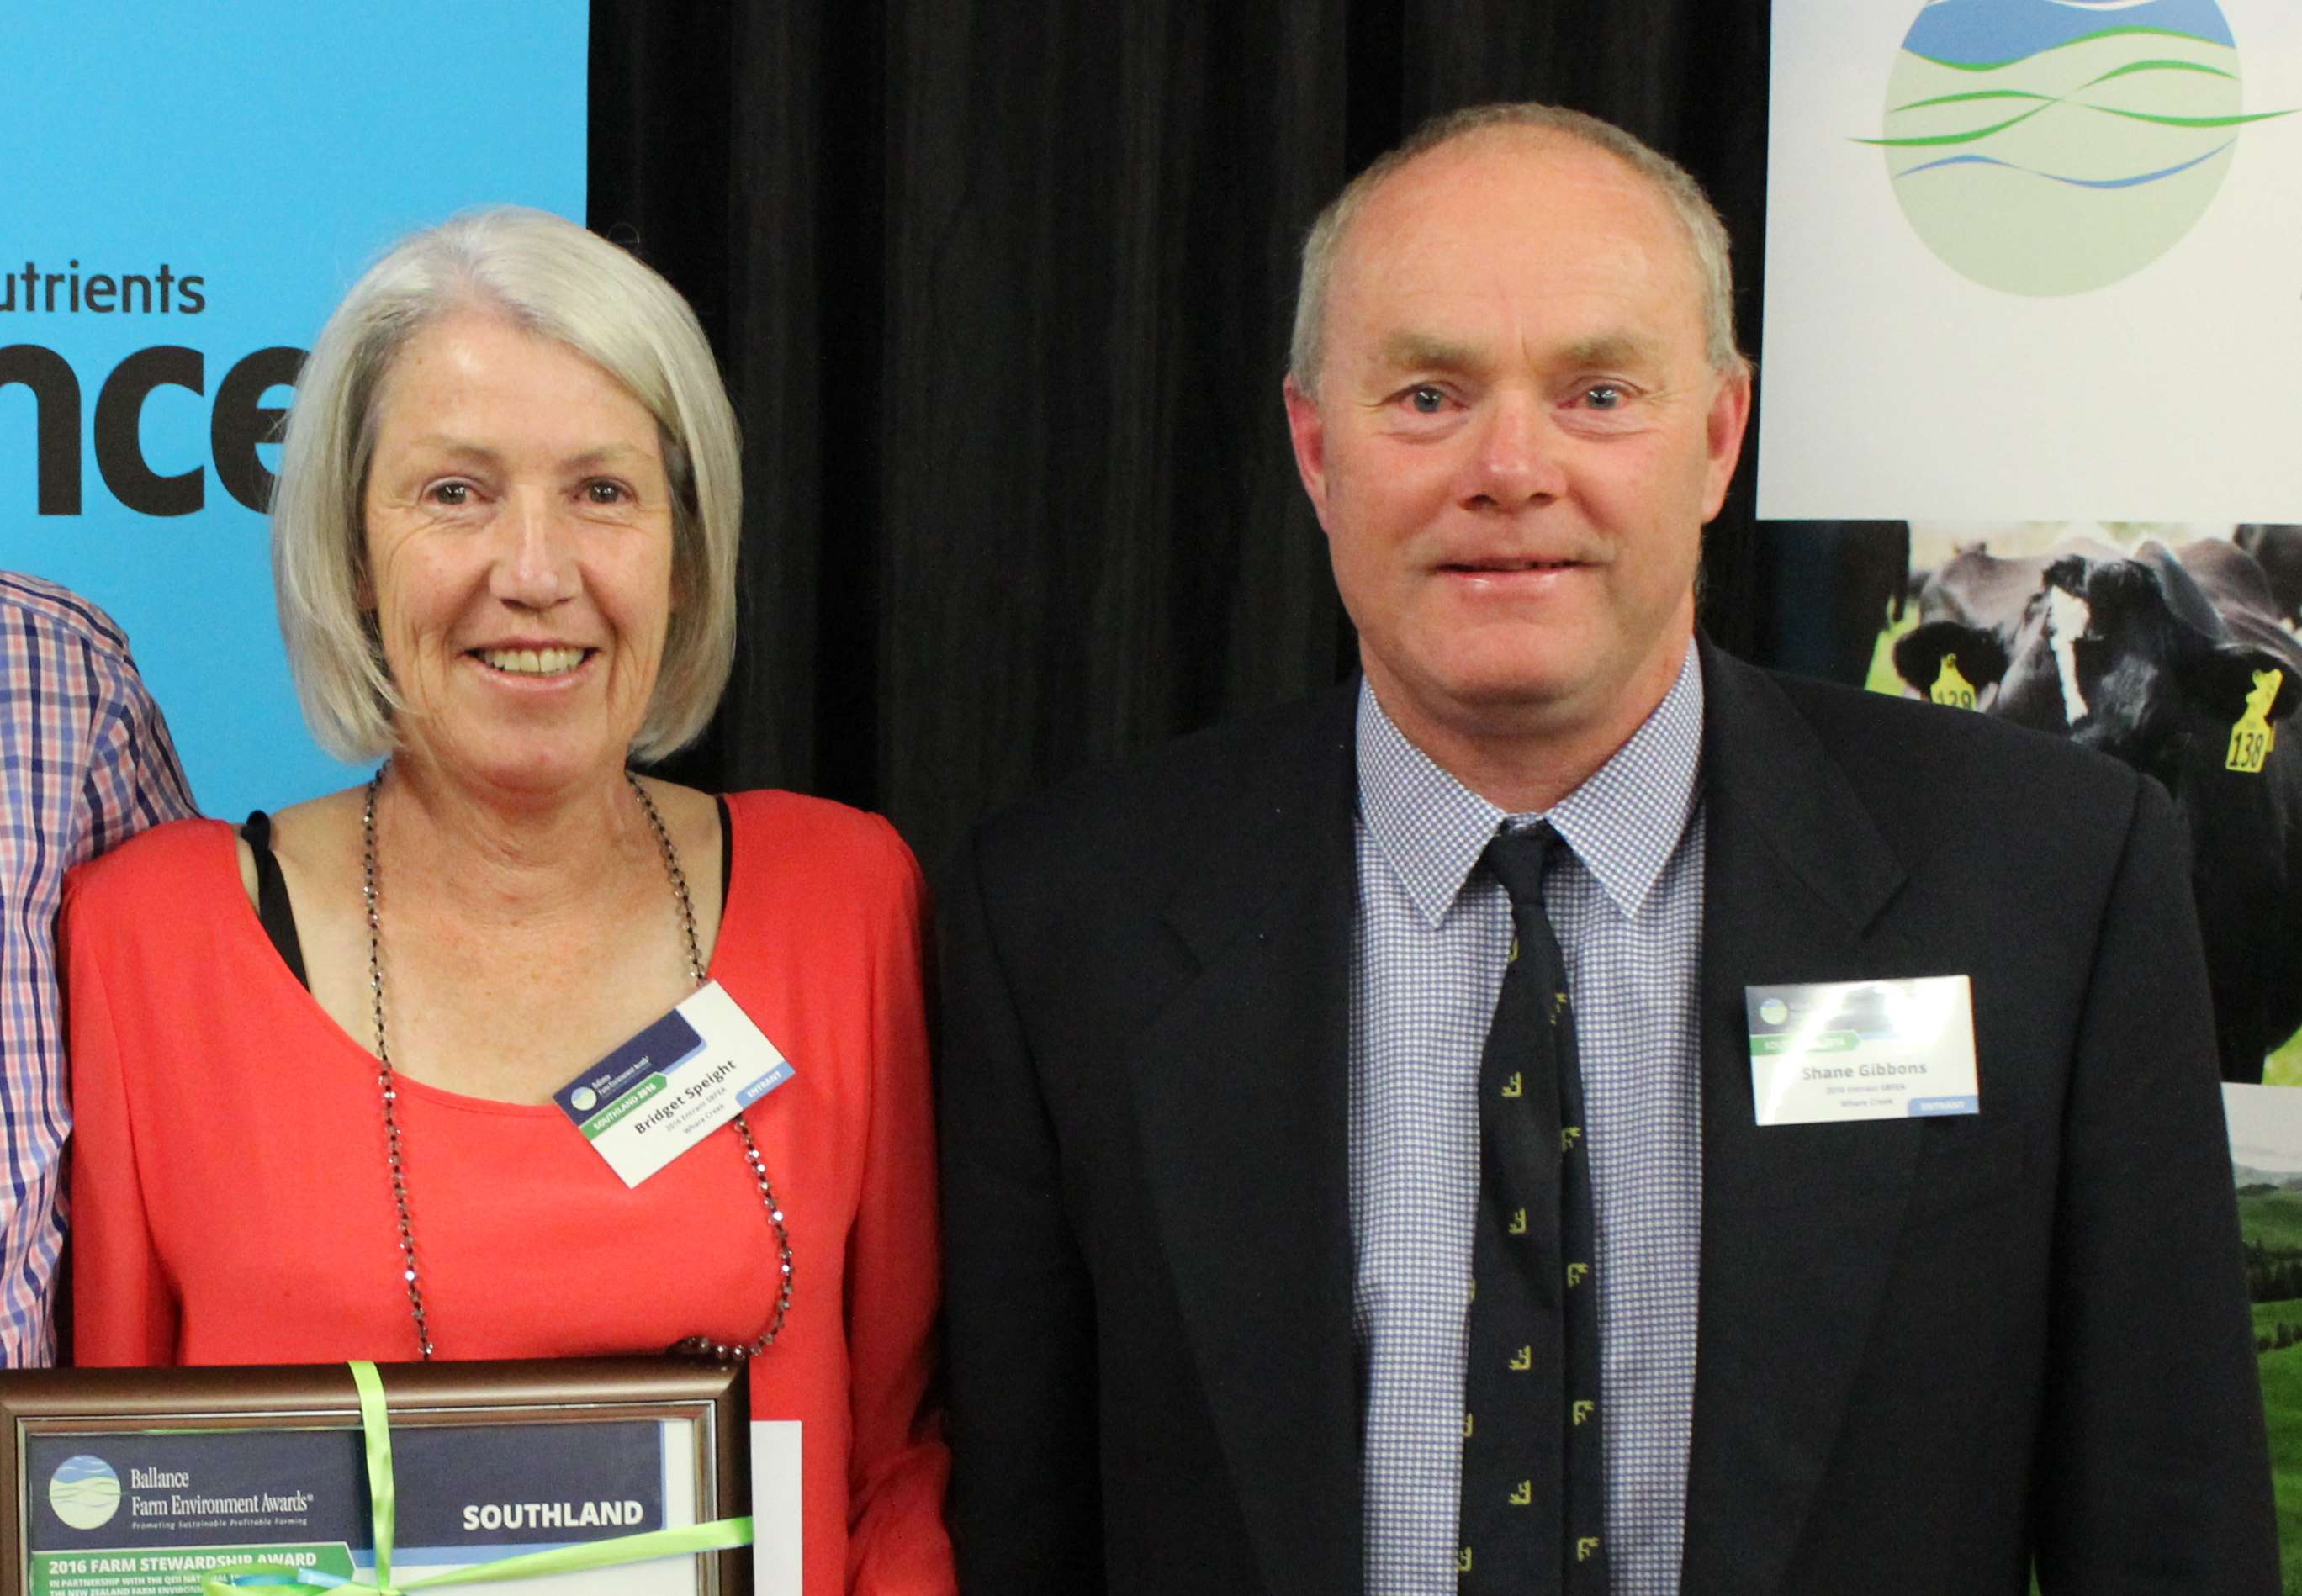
[{"x1": 938, "y1": 103, "x2": 2275, "y2": 1595}]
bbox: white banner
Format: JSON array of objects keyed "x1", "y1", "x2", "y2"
[{"x1": 1758, "y1": 0, "x2": 2302, "y2": 522}]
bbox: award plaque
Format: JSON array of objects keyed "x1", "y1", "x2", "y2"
[{"x1": 0, "y1": 1359, "x2": 751, "y2": 1596}]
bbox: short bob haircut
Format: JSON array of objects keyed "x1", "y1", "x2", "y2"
[
  {"x1": 273, "y1": 205, "x2": 741, "y2": 764},
  {"x1": 1289, "y1": 102, "x2": 1749, "y2": 398}
]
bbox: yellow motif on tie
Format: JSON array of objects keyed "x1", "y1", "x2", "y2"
[
  {"x1": 1458, "y1": 1548, "x2": 1474, "y2": 1574},
  {"x1": 1576, "y1": 1537, "x2": 1601, "y2": 1562},
  {"x1": 2229, "y1": 669, "x2": 2282, "y2": 774},
  {"x1": 1508, "y1": 1481, "x2": 1532, "y2": 1507},
  {"x1": 1468, "y1": 1276, "x2": 1476, "y2": 1304},
  {"x1": 1572, "y1": 1399, "x2": 1595, "y2": 1426},
  {"x1": 1566, "y1": 1261, "x2": 1590, "y2": 1288},
  {"x1": 1507, "y1": 1208, "x2": 1528, "y2": 1236},
  {"x1": 1562, "y1": 1125, "x2": 1582, "y2": 1152},
  {"x1": 1508, "y1": 935, "x2": 1520, "y2": 964},
  {"x1": 1552, "y1": 991, "x2": 1569, "y2": 1024},
  {"x1": 1508, "y1": 1345, "x2": 1533, "y2": 1371},
  {"x1": 1463, "y1": 1411, "x2": 1474, "y2": 1440},
  {"x1": 1500, "y1": 1072, "x2": 1523, "y2": 1099},
  {"x1": 1929, "y1": 653, "x2": 1977, "y2": 711}
]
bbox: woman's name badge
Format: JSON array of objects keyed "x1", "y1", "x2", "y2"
[
  {"x1": 553, "y1": 980, "x2": 796, "y2": 1186},
  {"x1": 1746, "y1": 975, "x2": 1979, "y2": 1126}
]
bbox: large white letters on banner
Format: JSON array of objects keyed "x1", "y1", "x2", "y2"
[{"x1": 0, "y1": 5, "x2": 586, "y2": 816}]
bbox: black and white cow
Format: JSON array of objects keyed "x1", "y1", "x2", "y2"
[
  {"x1": 1891, "y1": 539, "x2": 2125, "y2": 712},
  {"x1": 1893, "y1": 540, "x2": 2302, "y2": 1082}
]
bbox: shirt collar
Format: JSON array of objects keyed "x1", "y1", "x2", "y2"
[{"x1": 1356, "y1": 647, "x2": 1707, "y2": 927}]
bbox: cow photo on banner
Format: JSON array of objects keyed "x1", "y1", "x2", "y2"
[
  {"x1": 1821, "y1": 521, "x2": 2302, "y2": 1563},
  {"x1": 1762, "y1": 0, "x2": 2302, "y2": 1567},
  {"x1": 1767, "y1": 508, "x2": 2302, "y2": 1585},
  {"x1": 1880, "y1": 521, "x2": 2302, "y2": 1086}
]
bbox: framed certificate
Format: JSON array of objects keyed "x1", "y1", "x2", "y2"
[{"x1": 0, "y1": 1358, "x2": 750, "y2": 1596}]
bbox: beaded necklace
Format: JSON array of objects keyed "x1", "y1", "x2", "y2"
[{"x1": 360, "y1": 765, "x2": 793, "y2": 1361}]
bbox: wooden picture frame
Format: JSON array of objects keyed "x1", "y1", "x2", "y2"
[{"x1": 0, "y1": 1358, "x2": 750, "y2": 1595}]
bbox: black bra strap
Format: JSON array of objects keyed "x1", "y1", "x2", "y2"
[
  {"x1": 717, "y1": 795, "x2": 733, "y2": 902},
  {"x1": 239, "y1": 811, "x2": 310, "y2": 990},
  {"x1": 236, "y1": 797, "x2": 729, "y2": 996}
]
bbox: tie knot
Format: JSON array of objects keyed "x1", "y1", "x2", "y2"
[{"x1": 1483, "y1": 822, "x2": 1557, "y2": 910}]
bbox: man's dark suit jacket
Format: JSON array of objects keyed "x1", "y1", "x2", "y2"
[{"x1": 938, "y1": 640, "x2": 2277, "y2": 1595}]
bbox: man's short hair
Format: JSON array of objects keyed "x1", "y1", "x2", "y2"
[
  {"x1": 1289, "y1": 103, "x2": 1748, "y2": 396},
  {"x1": 273, "y1": 205, "x2": 742, "y2": 764}
]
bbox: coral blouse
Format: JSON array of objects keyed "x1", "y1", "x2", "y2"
[{"x1": 65, "y1": 790, "x2": 955, "y2": 1594}]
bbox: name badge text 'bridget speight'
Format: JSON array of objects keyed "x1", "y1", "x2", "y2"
[{"x1": 553, "y1": 982, "x2": 795, "y2": 1186}]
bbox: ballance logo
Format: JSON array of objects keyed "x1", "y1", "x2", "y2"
[
  {"x1": 1, "y1": 341, "x2": 300, "y2": 516},
  {"x1": 49, "y1": 1455, "x2": 122, "y2": 1530},
  {"x1": 3, "y1": 263, "x2": 304, "y2": 516},
  {"x1": 1864, "y1": 0, "x2": 2292, "y2": 294}
]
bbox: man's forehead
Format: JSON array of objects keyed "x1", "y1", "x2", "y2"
[
  {"x1": 1331, "y1": 135, "x2": 1703, "y2": 364},
  {"x1": 1371, "y1": 326, "x2": 1667, "y2": 377},
  {"x1": 1362, "y1": 127, "x2": 1671, "y2": 241}
]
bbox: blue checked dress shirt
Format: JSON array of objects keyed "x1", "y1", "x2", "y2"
[
  {"x1": 1351, "y1": 648, "x2": 1707, "y2": 1596},
  {"x1": 0, "y1": 573, "x2": 195, "y2": 1365}
]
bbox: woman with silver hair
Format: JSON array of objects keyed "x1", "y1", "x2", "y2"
[{"x1": 64, "y1": 208, "x2": 955, "y2": 1592}]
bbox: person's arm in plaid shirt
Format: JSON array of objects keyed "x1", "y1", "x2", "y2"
[{"x1": 0, "y1": 574, "x2": 196, "y2": 1366}]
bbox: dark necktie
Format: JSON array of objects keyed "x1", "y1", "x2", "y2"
[{"x1": 1459, "y1": 822, "x2": 1606, "y2": 1592}]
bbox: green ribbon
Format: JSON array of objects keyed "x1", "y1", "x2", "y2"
[{"x1": 201, "y1": 1361, "x2": 752, "y2": 1593}]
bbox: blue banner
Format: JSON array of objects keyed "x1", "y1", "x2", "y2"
[{"x1": 0, "y1": 3, "x2": 587, "y2": 818}]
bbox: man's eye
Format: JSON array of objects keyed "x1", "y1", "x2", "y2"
[
  {"x1": 428, "y1": 481, "x2": 471, "y2": 506},
  {"x1": 1582, "y1": 384, "x2": 1625, "y2": 410},
  {"x1": 585, "y1": 480, "x2": 627, "y2": 504},
  {"x1": 1408, "y1": 386, "x2": 1447, "y2": 415}
]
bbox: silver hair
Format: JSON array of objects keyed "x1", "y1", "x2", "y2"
[
  {"x1": 272, "y1": 205, "x2": 741, "y2": 764},
  {"x1": 1289, "y1": 103, "x2": 1747, "y2": 395}
]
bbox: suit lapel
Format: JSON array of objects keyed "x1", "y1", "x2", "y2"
[
  {"x1": 1680, "y1": 647, "x2": 1920, "y2": 1595},
  {"x1": 1114, "y1": 658, "x2": 1929, "y2": 1593},
  {"x1": 1126, "y1": 684, "x2": 1364, "y2": 1596}
]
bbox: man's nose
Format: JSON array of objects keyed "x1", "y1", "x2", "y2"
[
  {"x1": 489, "y1": 494, "x2": 579, "y2": 609},
  {"x1": 1460, "y1": 394, "x2": 1566, "y2": 510}
]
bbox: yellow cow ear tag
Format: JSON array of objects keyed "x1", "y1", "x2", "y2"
[
  {"x1": 1930, "y1": 653, "x2": 1978, "y2": 711},
  {"x1": 2228, "y1": 669, "x2": 2282, "y2": 774}
]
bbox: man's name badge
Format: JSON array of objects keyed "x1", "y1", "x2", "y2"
[
  {"x1": 554, "y1": 980, "x2": 795, "y2": 1187},
  {"x1": 1745, "y1": 975, "x2": 1979, "y2": 1126}
]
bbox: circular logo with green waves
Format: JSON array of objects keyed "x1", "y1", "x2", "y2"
[
  {"x1": 48, "y1": 1455, "x2": 121, "y2": 1530},
  {"x1": 1872, "y1": 0, "x2": 2289, "y2": 294}
]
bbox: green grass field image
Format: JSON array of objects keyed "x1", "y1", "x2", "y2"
[
  {"x1": 2239, "y1": 1186, "x2": 2302, "y2": 1589},
  {"x1": 1869, "y1": 0, "x2": 2289, "y2": 294}
]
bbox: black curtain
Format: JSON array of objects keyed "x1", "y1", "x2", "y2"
[{"x1": 590, "y1": 1, "x2": 1781, "y2": 873}]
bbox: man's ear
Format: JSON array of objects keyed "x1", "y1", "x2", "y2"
[
  {"x1": 1283, "y1": 373, "x2": 1333, "y2": 531},
  {"x1": 1699, "y1": 364, "x2": 1753, "y2": 523}
]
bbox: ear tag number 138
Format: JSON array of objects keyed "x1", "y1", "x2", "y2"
[{"x1": 2229, "y1": 669, "x2": 2282, "y2": 775}]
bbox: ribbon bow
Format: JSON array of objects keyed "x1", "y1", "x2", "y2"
[{"x1": 203, "y1": 1361, "x2": 753, "y2": 1593}]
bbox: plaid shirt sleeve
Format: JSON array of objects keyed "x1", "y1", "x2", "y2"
[{"x1": 0, "y1": 573, "x2": 197, "y2": 1366}]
